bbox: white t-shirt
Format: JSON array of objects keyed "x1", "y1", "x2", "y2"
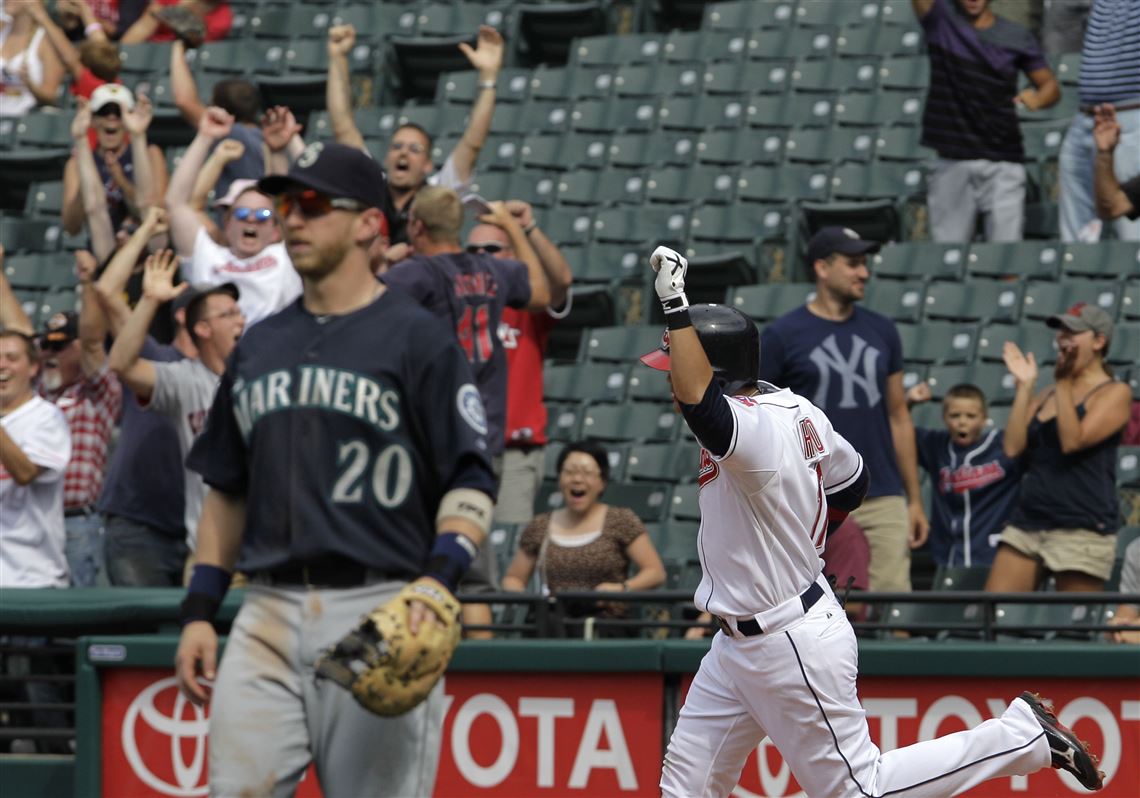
[
  {"x1": 185, "y1": 228, "x2": 301, "y2": 327},
  {"x1": 0, "y1": 396, "x2": 71, "y2": 588},
  {"x1": 692, "y1": 387, "x2": 864, "y2": 617},
  {"x1": 149, "y1": 358, "x2": 222, "y2": 550}
]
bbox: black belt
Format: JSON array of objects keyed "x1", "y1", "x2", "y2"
[
  {"x1": 1081, "y1": 100, "x2": 1140, "y2": 115},
  {"x1": 249, "y1": 556, "x2": 401, "y2": 589},
  {"x1": 716, "y1": 581, "x2": 825, "y2": 638},
  {"x1": 64, "y1": 505, "x2": 96, "y2": 518}
]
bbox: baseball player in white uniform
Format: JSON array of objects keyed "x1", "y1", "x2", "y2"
[{"x1": 639, "y1": 246, "x2": 1105, "y2": 797}]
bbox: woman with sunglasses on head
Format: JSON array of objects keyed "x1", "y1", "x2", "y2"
[
  {"x1": 165, "y1": 106, "x2": 301, "y2": 327},
  {"x1": 988, "y1": 302, "x2": 1132, "y2": 595},
  {"x1": 502, "y1": 440, "x2": 666, "y2": 638}
]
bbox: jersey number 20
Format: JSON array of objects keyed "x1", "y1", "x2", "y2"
[{"x1": 332, "y1": 440, "x2": 413, "y2": 508}]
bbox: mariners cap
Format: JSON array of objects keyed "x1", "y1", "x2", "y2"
[
  {"x1": 213, "y1": 178, "x2": 262, "y2": 209},
  {"x1": 257, "y1": 141, "x2": 388, "y2": 210},
  {"x1": 1046, "y1": 302, "x2": 1114, "y2": 339},
  {"x1": 90, "y1": 83, "x2": 135, "y2": 115},
  {"x1": 39, "y1": 311, "x2": 78, "y2": 345},
  {"x1": 173, "y1": 282, "x2": 240, "y2": 317},
  {"x1": 805, "y1": 226, "x2": 881, "y2": 266}
]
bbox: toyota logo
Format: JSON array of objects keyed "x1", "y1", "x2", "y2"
[{"x1": 121, "y1": 676, "x2": 211, "y2": 797}]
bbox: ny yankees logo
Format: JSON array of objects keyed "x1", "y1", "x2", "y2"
[{"x1": 808, "y1": 334, "x2": 882, "y2": 409}]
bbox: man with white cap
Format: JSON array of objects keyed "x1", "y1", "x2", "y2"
[
  {"x1": 166, "y1": 106, "x2": 300, "y2": 327},
  {"x1": 61, "y1": 82, "x2": 167, "y2": 239}
]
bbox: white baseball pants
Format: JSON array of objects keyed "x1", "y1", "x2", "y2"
[{"x1": 661, "y1": 588, "x2": 1051, "y2": 797}]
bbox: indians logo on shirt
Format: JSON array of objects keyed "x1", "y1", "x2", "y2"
[
  {"x1": 938, "y1": 462, "x2": 1006, "y2": 494},
  {"x1": 697, "y1": 447, "x2": 719, "y2": 488}
]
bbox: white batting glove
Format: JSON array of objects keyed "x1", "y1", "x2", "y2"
[{"x1": 650, "y1": 245, "x2": 689, "y2": 315}]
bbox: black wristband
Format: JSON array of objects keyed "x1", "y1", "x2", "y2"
[
  {"x1": 179, "y1": 593, "x2": 222, "y2": 626},
  {"x1": 666, "y1": 308, "x2": 692, "y2": 330}
]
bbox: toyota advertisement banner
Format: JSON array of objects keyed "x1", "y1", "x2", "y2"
[{"x1": 100, "y1": 669, "x2": 1137, "y2": 797}]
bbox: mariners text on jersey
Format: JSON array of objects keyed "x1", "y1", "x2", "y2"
[{"x1": 232, "y1": 366, "x2": 402, "y2": 441}]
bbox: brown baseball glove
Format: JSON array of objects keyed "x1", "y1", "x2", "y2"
[
  {"x1": 153, "y1": 5, "x2": 207, "y2": 48},
  {"x1": 314, "y1": 578, "x2": 462, "y2": 717}
]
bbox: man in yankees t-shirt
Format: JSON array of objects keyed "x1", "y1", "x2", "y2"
[
  {"x1": 760, "y1": 227, "x2": 929, "y2": 593},
  {"x1": 166, "y1": 107, "x2": 301, "y2": 326},
  {"x1": 381, "y1": 186, "x2": 551, "y2": 465}
]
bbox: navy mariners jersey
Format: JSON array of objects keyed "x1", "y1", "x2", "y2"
[
  {"x1": 186, "y1": 292, "x2": 496, "y2": 575},
  {"x1": 760, "y1": 305, "x2": 904, "y2": 499},
  {"x1": 382, "y1": 251, "x2": 530, "y2": 457},
  {"x1": 915, "y1": 426, "x2": 1021, "y2": 567}
]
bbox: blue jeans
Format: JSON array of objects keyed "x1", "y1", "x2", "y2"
[
  {"x1": 64, "y1": 511, "x2": 106, "y2": 587},
  {"x1": 103, "y1": 515, "x2": 189, "y2": 587},
  {"x1": 1058, "y1": 105, "x2": 1140, "y2": 241}
]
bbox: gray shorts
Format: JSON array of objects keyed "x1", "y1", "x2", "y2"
[{"x1": 927, "y1": 158, "x2": 1027, "y2": 243}]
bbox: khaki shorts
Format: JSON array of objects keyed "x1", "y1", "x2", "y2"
[{"x1": 998, "y1": 525, "x2": 1118, "y2": 580}]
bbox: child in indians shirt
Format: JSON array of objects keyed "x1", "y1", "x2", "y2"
[{"x1": 908, "y1": 382, "x2": 1023, "y2": 568}]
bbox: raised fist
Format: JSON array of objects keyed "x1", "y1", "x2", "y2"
[{"x1": 650, "y1": 245, "x2": 688, "y2": 301}]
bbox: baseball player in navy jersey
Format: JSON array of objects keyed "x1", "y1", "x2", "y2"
[
  {"x1": 641, "y1": 246, "x2": 1105, "y2": 797},
  {"x1": 173, "y1": 141, "x2": 497, "y2": 797}
]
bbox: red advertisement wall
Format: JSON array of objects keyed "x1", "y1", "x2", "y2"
[{"x1": 100, "y1": 669, "x2": 1137, "y2": 797}]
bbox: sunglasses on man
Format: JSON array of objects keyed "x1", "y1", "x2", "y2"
[
  {"x1": 38, "y1": 338, "x2": 72, "y2": 353},
  {"x1": 231, "y1": 207, "x2": 275, "y2": 223},
  {"x1": 465, "y1": 242, "x2": 505, "y2": 255},
  {"x1": 274, "y1": 190, "x2": 366, "y2": 219}
]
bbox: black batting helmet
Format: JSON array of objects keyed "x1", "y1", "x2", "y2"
[{"x1": 639, "y1": 304, "x2": 761, "y2": 394}]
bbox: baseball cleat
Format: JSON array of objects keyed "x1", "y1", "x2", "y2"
[{"x1": 1019, "y1": 691, "x2": 1105, "y2": 791}]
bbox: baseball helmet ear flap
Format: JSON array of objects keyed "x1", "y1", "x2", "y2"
[{"x1": 691, "y1": 304, "x2": 761, "y2": 393}]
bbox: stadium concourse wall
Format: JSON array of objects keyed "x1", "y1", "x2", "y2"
[{"x1": 1, "y1": 589, "x2": 1138, "y2": 797}]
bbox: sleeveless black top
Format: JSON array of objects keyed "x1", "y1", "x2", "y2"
[{"x1": 1008, "y1": 381, "x2": 1122, "y2": 534}]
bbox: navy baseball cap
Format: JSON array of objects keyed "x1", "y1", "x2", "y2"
[
  {"x1": 805, "y1": 227, "x2": 881, "y2": 266},
  {"x1": 39, "y1": 311, "x2": 78, "y2": 345},
  {"x1": 258, "y1": 141, "x2": 388, "y2": 210}
]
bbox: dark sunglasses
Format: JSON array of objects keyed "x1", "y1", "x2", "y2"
[
  {"x1": 39, "y1": 339, "x2": 72, "y2": 352},
  {"x1": 231, "y1": 206, "x2": 275, "y2": 223},
  {"x1": 274, "y1": 190, "x2": 365, "y2": 219},
  {"x1": 466, "y1": 242, "x2": 505, "y2": 255}
]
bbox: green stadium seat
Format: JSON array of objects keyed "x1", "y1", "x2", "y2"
[
  {"x1": 592, "y1": 207, "x2": 689, "y2": 245},
  {"x1": 520, "y1": 132, "x2": 605, "y2": 172},
  {"x1": 729, "y1": 282, "x2": 816, "y2": 321},
  {"x1": 626, "y1": 441, "x2": 700, "y2": 482},
  {"x1": 784, "y1": 125, "x2": 876, "y2": 164},
  {"x1": 652, "y1": 519, "x2": 700, "y2": 579},
  {"x1": 465, "y1": 171, "x2": 512, "y2": 203},
  {"x1": 3, "y1": 253, "x2": 49, "y2": 290},
  {"x1": 530, "y1": 65, "x2": 611, "y2": 102},
  {"x1": 658, "y1": 94, "x2": 750, "y2": 131},
  {"x1": 196, "y1": 40, "x2": 265, "y2": 73},
  {"x1": 330, "y1": 4, "x2": 419, "y2": 41},
  {"x1": 610, "y1": 131, "x2": 698, "y2": 169},
  {"x1": 645, "y1": 165, "x2": 736, "y2": 205},
  {"x1": 831, "y1": 161, "x2": 925, "y2": 200},
  {"x1": 750, "y1": 26, "x2": 841, "y2": 61},
  {"x1": 703, "y1": 1, "x2": 798, "y2": 31},
  {"x1": 895, "y1": 321, "x2": 977, "y2": 364},
  {"x1": 581, "y1": 401, "x2": 680, "y2": 443},
  {"x1": 580, "y1": 325, "x2": 666, "y2": 363},
  {"x1": 669, "y1": 482, "x2": 701, "y2": 522},
  {"x1": 833, "y1": 89, "x2": 924, "y2": 127},
  {"x1": 875, "y1": 125, "x2": 936, "y2": 161},
  {"x1": 737, "y1": 164, "x2": 832, "y2": 203},
  {"x1": 696, "y1": 128, "x2": 786, "y2": 166},
  {"x1": 15, "y1": 112, "x2": 71, "y2": 149},
  {"x1": 570, "y1": 97, "x2": 661, "y2": 134},
  {"x1": 545, "y1": 402, "x2": 583, "y2": 442},
  {"x1": 965, "y1": 241, "x2": 1063, "y2": 281},
  {"x1": 535, "y1": 207, "x2": 595, "y2": 244},
  {"x1": 798, "y1": 0, "x2": 884, "y2": 27},
  {"x1": 1061, "y1": 242, "x2": 1140, "y2": 279},
  {"x1": 994, "y1": 602, "x2": 1104, "y2": 641},
  {"x1": 686, "y1": 250, "x2": 756, "y2": 288},
  {"x1": 872, "y1": 242, "x2": 967, "y2": 281},
  {"x1": 117, "y1": 42, "x2": 170, "y2": 76},
  {"x1": 1020, "y1": 119, "x2": 1069, "y2": 161},
  {"x1": 704, "y1": 60, "x2": 793, "y2": 96},
  {"x1": 573, "y1": 33, "x2": 668, "y2": 67},
  {"x1": 33, "y1": 289, "x2": 79, "y2": 322},
  {"x1": 878, "y1": 601, "x2": 984, "y2": 640},
  {"x1": 548, "y1": 286, "x2": 617, "y2": 360},
  {"x1": 1106, "y1": 526, "x2": 1140, "y2": 591},
  {"x1": 836, "y1": 24, "x2": 925, "y2": 58},
  {"x1": 561, "y1": 243, "x2": 642, "y2": 284},
  {"x1": 613, "y1": 63, "x2": 704, "y2": 98},
  {"x1": 863, "y1": 279, "x2": 926, "y2": 323},
  {"x1": 880, "y1": 0, "x2": 917, "y2": 25},
  {"x1": 438, "y1": 68, "x2": 532, "y2": 105},
  {"x1": 1118, "y1": 447, "x2": 1140, "y2": 488},
  {"x1": 877, "y1": 55, "x2": 929, "y2": 90},
  {"x1": 23, "y1": 181, "x2": 63, "y2": 218},
  {"x1": 388, "y1": 35, "x2": 478, "y2": 102},
  {"x1": 0, "y1": 218, "x2": 59, "y2": 254},
  {"x1": 975, "y1": 322, "x2": 1057, "y2": 365},
  {"x1": 488, "y1": 100, "x2": 566, "y2": 136},
  {"x1": 486, "y1": 521, "x2": 522, "y2": 578},
  {"x1": 1107, "y1": 322, "x2": 1139, "y2": 366},
  {"x1": 1021, "y1": 278, "x2": 1121, "y2": 321},
  {"x1": 689, "y1": 203, "x2": 787, "y2": 245},
  {"x1": 514, "y1": 1, "x2": 609, "y2": 67},
  {"x1": 416, "y1": 1, "x2": 508, "y2": 38},
  {"x1": 544, "y1": 362, "x2": 630, "y2": 403},
  {"x1": 605, "y1": 482, "x2": 673, "y2": 523},
  {"x1": 924, "y1": 280, "x2": 1024, "y2": 323},
  {"x1": 1122, "y1": 278, "x2": 1140, "y2": 321},
  {"x1": 556, "y1": 167, "x2": 645, "y2": 206},
  {"x1": 661, "y1": 30, "x2": 748, "y2": 64},
  {"x1": 748, "y1": 92, "x2": 838, "y2": 129},
  {"x1": 248, "y1": 4, "x2": 329, "y2": 39},
  {"x1": 800, "y1": 199, "x2": 902, "y2": 247},
  {"x1": 1053, "y1": 52, "x2": 1081, "y2": 86},
  {"x1": 926, "y1": 363, "x2": 1018, "y2": 405},
  {"x1": 506, "y1": 168, "x2": 562, "y2": 207},
  {"x1": 790, "y1": 57, "x2": 880, "y2": 94}
]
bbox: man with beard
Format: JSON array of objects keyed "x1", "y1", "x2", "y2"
[
  {"x1": 61, "y1": 83, "x2": 167, "y2": 238},
  {"x1": 109, "y1": 251, "x2": 245, "y2": 558},
  {"x1": 166, "y1": 106, "x2": 300, "y2": 327}
]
